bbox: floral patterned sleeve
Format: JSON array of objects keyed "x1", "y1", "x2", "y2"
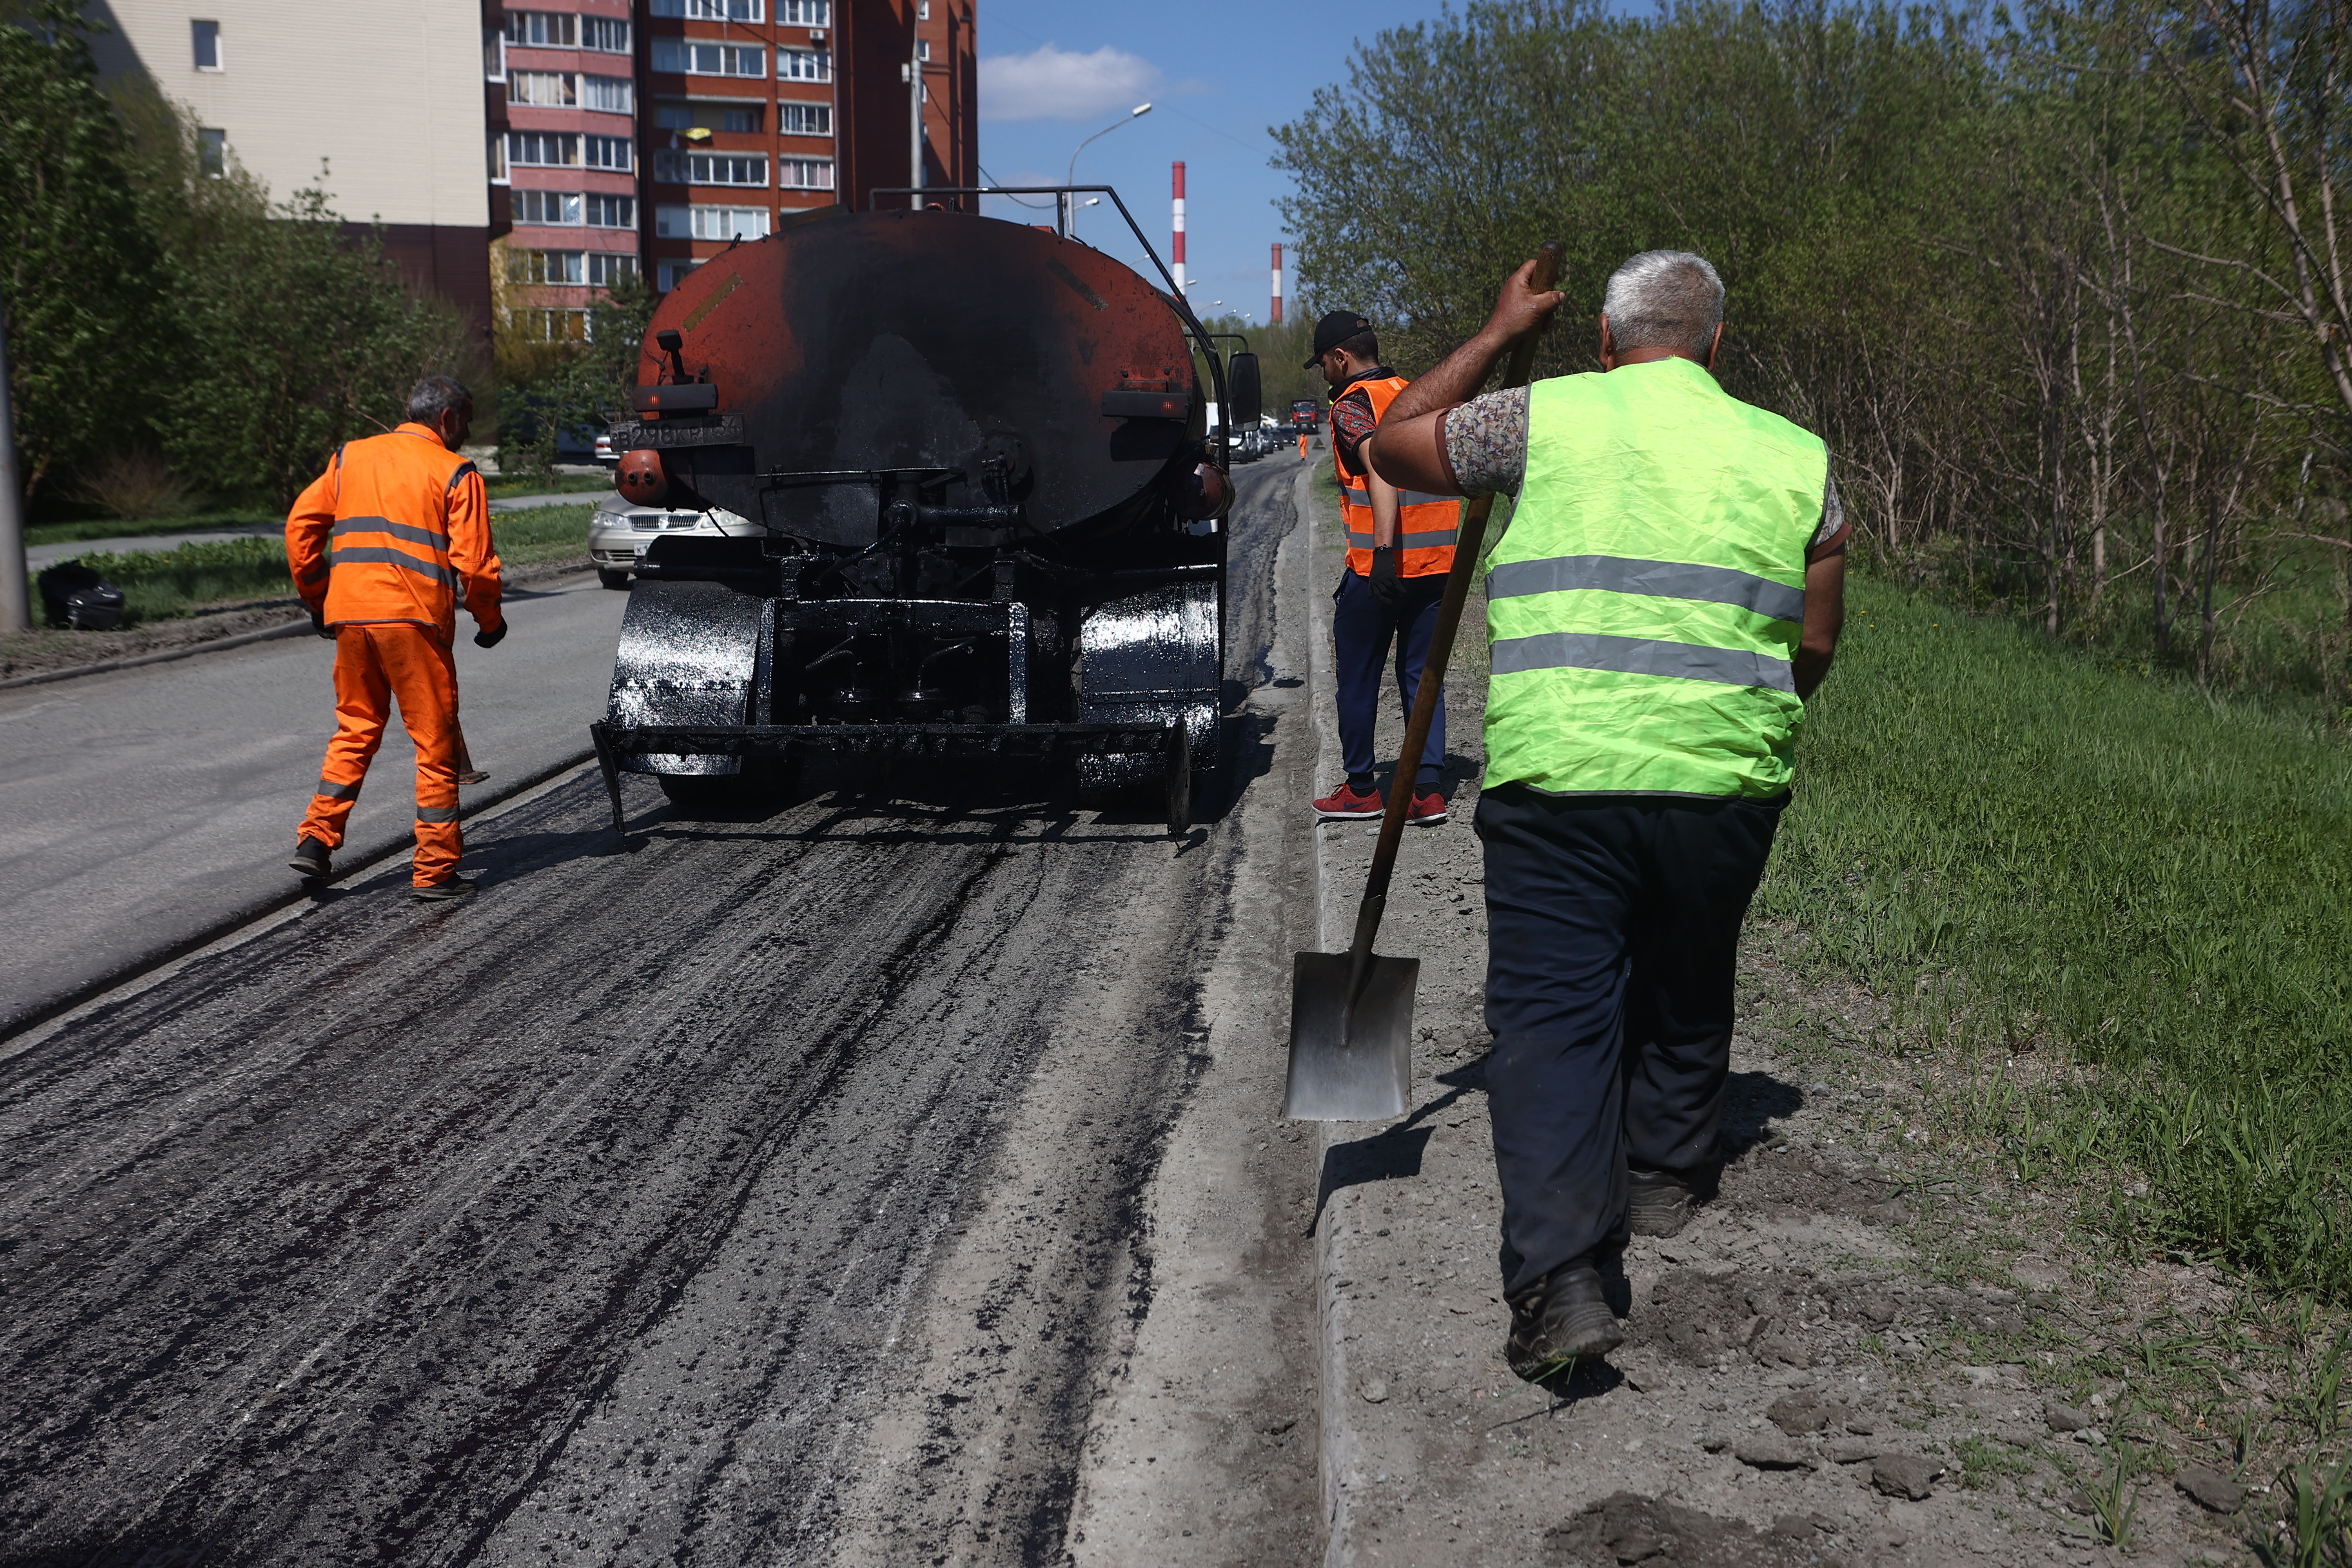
[{"x1": 1440, "y1": 386, "x2": 1529, "y2": 496}]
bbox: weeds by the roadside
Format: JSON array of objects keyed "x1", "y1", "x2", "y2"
[
  {"x1": 2271, "y1": 1450, "x2": 2352, "y2": 1567},
  {"x1": 1759, "y1": 579, "x2": 2352, "y2": 1300},
  {"x1": 2090, "y1": 1449, "x2": 2139, "y2": 1549}
]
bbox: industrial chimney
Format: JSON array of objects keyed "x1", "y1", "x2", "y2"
[
  {"x1": 1171, "y1": 162, "x2": 1188, "y2": 297},
  {"x1": 1271, "y1": 243, "x2": 1284, "y2": 324}
]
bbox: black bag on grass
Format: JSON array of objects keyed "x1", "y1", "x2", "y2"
[{"x1": 37, "y1": 560, "x2": 127, "y2": 631}]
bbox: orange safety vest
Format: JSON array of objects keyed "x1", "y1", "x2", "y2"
[
  {"x1": 1333, "y1": 375, "x2": 1460, "y2": 578},
  {"x1": 286, "y1": 424, "x2": 502, "y2": 636}
]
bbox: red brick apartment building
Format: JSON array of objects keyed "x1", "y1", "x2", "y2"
[{"x1": 484, "y1": 0, "x2": 976, "y2": 336}]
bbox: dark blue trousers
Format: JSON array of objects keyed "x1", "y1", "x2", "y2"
[
  {"x1": 1477, "y1": 783, "x2": 1785, "y2": 1297},
  {"x1": 1333, "y1": 567, "x2": 1446, "y2": 789}
]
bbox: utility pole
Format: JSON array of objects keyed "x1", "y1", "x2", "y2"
[
  {"x1": 1271, "y1": 242, "x2": 1283, "y2": 324},
  {"x1": 0, "y1": 275, "x2": 28, "y2": 633}
]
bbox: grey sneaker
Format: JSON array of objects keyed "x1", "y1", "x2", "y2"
[
  {"x1": 1505, "y1": 1260, "x2": 1623, "y2": 1379},
  {"x1": 1627, "y1": 1166, "x2": 1696, "y2": 1237},
  {"x1": 288, "y1": 837, "x2": 332, "y2": 879},
  {"x1": 411, "y1": 875, "x2": 478, "y2": 903}
]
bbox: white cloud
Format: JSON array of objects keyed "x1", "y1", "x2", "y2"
[{"x1": 979, "y1": 43, "x2": 1161, "y2": 123}]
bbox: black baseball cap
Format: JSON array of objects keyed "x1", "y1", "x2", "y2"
[{"x1": 1304, "y1": 309, "x2": 1373, "y2": 368}]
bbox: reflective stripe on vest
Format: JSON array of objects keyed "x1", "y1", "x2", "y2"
[
  {"x1": 1333, "y1": 375, "x2": 1459, "y2": 578},
  {"x1": 1483, "y1": 357, "x2": 1825, "y2": 799}
]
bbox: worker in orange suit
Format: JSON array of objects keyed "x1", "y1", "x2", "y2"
[{"x1": 284, "y1": 376, "x2": 506, "y2": 901}]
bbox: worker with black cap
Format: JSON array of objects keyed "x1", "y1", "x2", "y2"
[{"x1": 1308, "y1": 309, "x2": 1461, "y2": 825}]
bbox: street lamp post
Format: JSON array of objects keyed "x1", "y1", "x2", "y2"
[
  {"x1": 1063, "y1": 102, "x2": 1151, "y2": 237},
  {"x1": 0, "y1": 275, "x2": 27, "y2": 632}
]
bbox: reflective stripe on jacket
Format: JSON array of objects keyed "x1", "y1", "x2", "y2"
[
  {"x1": 286, "y1": 424, "x2": 502, "y2": 635},
  {"x1": 1483, "y1": 357, "x2": 1825, "y2": 799},
  {"x1": 1333, "y1": 375, "x2": 1460, "y2": 578}
]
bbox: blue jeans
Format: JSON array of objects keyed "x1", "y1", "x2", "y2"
[
  {"x1": 1333, "y1": 567, "x2": 1446, "y2": 789},
  {"x1": 1476, "y1": 782, "x2": 1785, "y2": 1295}
]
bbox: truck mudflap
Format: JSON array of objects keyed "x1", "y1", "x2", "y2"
[{"x1": 588, "y1": 718, "x2": 1193, "y2": 839}]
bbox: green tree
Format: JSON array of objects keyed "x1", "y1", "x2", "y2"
[{"x1": 0, "y1": 1, "x2": 164, "y2": 501}]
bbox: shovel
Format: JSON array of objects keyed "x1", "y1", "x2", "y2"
[{"x1": 1284, "y1": 242, "x2": 1563, "y2": 1122}]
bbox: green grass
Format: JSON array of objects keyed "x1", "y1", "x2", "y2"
[
  {"x1": 484, "y1": 473, "x2": 614, "y2": 500},
  {"x1": 1760, "y1": 578, "x2": 2352, "y2": 1298},
  {"x1": 57, "y1": 505, "x2": 598, "y2": 625}
]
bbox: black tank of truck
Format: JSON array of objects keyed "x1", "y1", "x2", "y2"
[{"x1": 587, "y1": 189, "x2": 1262, "y2": 837}]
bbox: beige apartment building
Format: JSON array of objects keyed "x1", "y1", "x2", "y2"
[{"x1": 86, "y1": 1, "x2": 495, "y2": 338}]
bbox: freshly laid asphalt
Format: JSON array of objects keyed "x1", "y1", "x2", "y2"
[
  {"x1": 0, "y1": 461, "x2": 1324, "y2": 1566},
  {"x1": 0, "y1": 571, "x2": 631, "y2": 1030}
]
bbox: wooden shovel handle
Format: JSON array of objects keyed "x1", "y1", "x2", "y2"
[{"x1": 1347, "y1": 242, "x2": 1564, "y2": 974}]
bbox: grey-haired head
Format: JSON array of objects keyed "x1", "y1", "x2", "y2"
[
  {"x1": 407, "y1": 375, "x2": 474, "y2": 426},
  {"x1": 1602, "y1": 251, "x2": 1724, "y2": 360}
]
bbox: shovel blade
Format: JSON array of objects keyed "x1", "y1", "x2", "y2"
[{"x1": 1282, "y1": 950, "x2": 1419, "y2": 1121}]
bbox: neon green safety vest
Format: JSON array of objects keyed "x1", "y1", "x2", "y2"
[{"x1": 1484, "y1": 357, "x2": 1827, "y2": 799}]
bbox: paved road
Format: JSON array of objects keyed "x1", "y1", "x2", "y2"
[
  {"x1": 0, "y1": 462, "x2": 1320, "y2": 1565},
  {"x1": 24, "y1": 494, "x2": 612, "y2": 572},
  {"x1": 0, "y1": 573, "x2": 631, "y2": 1028}
]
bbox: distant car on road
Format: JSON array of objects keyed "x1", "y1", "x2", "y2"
[
  {"x1": 593, "y1": 431, "x2": 619, "y2": 468},
  {"x1": 586, "y1": 493, "x2": 761, "y2": 591}
]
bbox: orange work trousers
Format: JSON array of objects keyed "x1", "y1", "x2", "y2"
[
  {"x1": 1298, "y1": 435, "x2": 1311, "y2": 460},
  {"x1": 297, "y1": 623, "x2": 464, "y2": 886}
]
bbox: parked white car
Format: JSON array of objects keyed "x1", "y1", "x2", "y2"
[{"x1": 587, "y1": 493, "x2": 761, "y2": 590}]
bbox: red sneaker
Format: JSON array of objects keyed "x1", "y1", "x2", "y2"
[
  {"x1": 1313, "y1": 782, "x2": 1384, "y2": 819},
  {"x1": 1408, "y1": 790, "x2": 1447, "y2": 825}
]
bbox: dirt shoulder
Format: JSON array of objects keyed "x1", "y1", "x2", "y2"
[{"x1": 1299, "y1": 467, "x2": 2279, "y2": 1567}]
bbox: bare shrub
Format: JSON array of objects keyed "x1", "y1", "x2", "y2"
[{"x1": 72, "y1": 449, "x2": 195, "y2": 521}]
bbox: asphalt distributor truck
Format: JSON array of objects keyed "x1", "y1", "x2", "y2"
[{"x1": 587, "y1": 190, "x2": 1260, "y2": 838}]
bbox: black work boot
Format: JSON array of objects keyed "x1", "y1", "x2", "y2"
[
  {"x1": 1627, "y1": 1165, "x2": 1698, "y2": 1238},
  {"x1": 1505, "y1": 1257, "x2": 1623, "y2": 1379},
  {"x1": 411, "y1": 875, "x2": 477, "y2": 903},
  {"x1": 288, "y1": 837, "x2": 332, "y2": 880}
]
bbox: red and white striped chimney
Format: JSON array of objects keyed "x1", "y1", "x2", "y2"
[
  {"x1": 1171, "y1": 161, "x2": 1188, "y2": 297},
  {"x1": 1271, "y1": 243, "x2": 1284, "y2": 324}
]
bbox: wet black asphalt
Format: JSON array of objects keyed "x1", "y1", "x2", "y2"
[{"x1": 0, "y1": 462, "x2": 1299, "y2": 1567}]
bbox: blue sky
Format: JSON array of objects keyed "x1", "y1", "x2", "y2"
[{"x1": 971, "y1": 2, "x2": 1453, "y2": 325}]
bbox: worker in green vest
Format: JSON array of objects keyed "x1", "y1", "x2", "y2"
[{"x1": 1364, "y1": 250, "x2": 1849, "y2": 1377}]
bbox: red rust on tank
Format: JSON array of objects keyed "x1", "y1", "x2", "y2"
[{"x1": 616, "y1": 449, "x2": 669, "y2": 505}]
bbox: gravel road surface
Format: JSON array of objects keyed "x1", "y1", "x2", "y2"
[{"x1": 0, "y1": 460, "x2": 1324, "y2": 1567}]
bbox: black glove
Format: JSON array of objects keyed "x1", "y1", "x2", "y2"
[
  {"x1": 475, "y1": 618, "x2": 507, "y2": 649},
  {"x1": 1368, "y1": 547, "x2": 1404, "y2": 607},
  {"x1": 309, "y1": 605, "x2": 333, "y2": 640}
]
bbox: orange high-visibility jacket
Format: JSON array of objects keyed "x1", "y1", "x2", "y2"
[
  {"x1": 286, "y1": 424, "x2": 502, "y2": 636},
  {"x1": 1334, "y1": 375, "x2": 1462, "y2": 578}
]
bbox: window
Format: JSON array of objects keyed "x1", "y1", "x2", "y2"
[
  {"x1": 656, "y1": 104, "x2": 761, "y2": 133},
  {"x1": 779, "y1": 157, "x2": 834, "y2": 190},
  {"x1": 583, "y1": 17, "x2": 631, "y2": 52},
  {"x1": 507, "y1": 132, "x2": 580, "y2": 166},
  {"x1": 509, "y1": 71, "x2": 576, "y2": 106},
  {"x1": 651, "y1": 0, "x2": 763, "y2": 17},
  {"x1": 514, "y1": 190, "x2": 583, "y2": 226},
  {"x1": 482, "y1": 26, "x2": 505, "y2": 81},
  {"x1": 504, "y1": 12, "x2": 578, "y2": 46},
  {"x1": 778, "y1": 102, "x2": 831, "y2": 137},
  {"x1": 585, "y1": 193, "x2": 636, "y2": 228},
  {"x1": 780, "y1": 0, "x2": 831, "y2": 21},
  {"x1": 588, "y1": 253, "x2": 638, "y2": 286},
  {"x1": 511, "y1": 308, "x2": 589, "y2": 342},
  {"x1": 487, "y1": 132, "x2": 508, "y2": 181},
  {"x1": 652, "y1": 39, "x2": 767, "y2": 77},
  {"x1": 582, "y1": 74, "x2": 632, "y2": 113},
  {"x1": 191, "y1": 20, "x2": 222, "y2": 70},
  {"x1": 654, "y1": 151, "x2": 768, "y2": 187},
  {"x1": 917, "y1": 41, "x2": 931, "y2": 61},
  {"x1": 584, "y1": 135, "x2": 633, "y2": 171},
  {"x1": 656, "y1": 204, "x2": 770, "y2": 240},
  {"x1": 917, "y1": 1, "x2": 931, "y2": 17},
  {"x1": 198, "y1": 128, "x2": 226, "y2": 177},
  {"x1": 509, "y1": 249, "x2": 586, "y2": 285},
  {"x1": 656, "y1": 259, "x2": 703, "y2": 293},
  {"x1": 779, "y1": 48, "x2": 829, "y2": 81}
]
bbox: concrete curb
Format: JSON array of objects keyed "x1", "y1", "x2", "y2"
[
  {"x1": 0, "y1": 746, "x2": 599, "y2": 1044},
  {"x1": 0, "y1": 564, "x2": 604, "y2": 693},
  {"x1": 0, "y1": 616, "x2": 313, "y2": 691},
  {"x1": 1294, "y1": 460, "x2": 1365, "y2": 1568}
]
